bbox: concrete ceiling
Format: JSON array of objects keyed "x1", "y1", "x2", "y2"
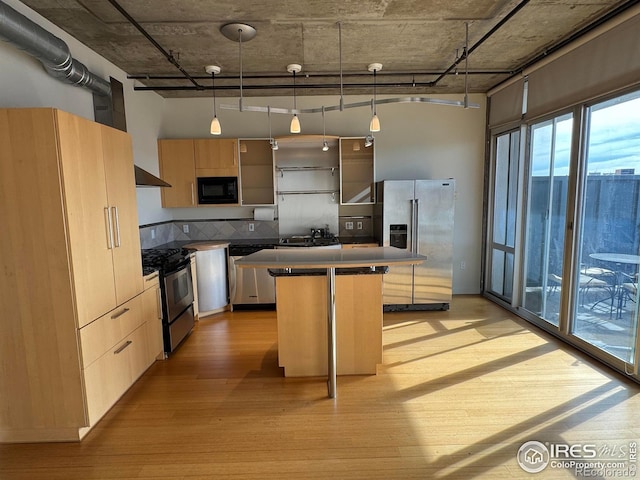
[{"x1": 18, "y1": 0, "x2": 636, "y2": 98}]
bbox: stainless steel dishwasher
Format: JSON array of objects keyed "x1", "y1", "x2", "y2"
[{"x1": 228, "y1": 243, "x2": 276, "y2": 309}]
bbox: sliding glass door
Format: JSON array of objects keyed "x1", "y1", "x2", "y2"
[
  {"x1": 487, "y1": 87, "x2": 640, "y2": 376},
  {"x1": 571, "y1": 91, "x2": 640, "y2": 362},
  {"x1": 521, "y1": 114, "x2": 573, "y2": 326}
]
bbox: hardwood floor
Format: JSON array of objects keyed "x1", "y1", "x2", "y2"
[{"x1": 1, "y1": 295, "x2": 639, "y2": 479}]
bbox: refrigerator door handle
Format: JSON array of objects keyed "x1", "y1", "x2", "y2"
[
  {"x1": 411, "y1": 198, "x2": 418, "y2": 253},
  {"x1": 413, "y1": 198, "x2": 420, "y2": 253}
]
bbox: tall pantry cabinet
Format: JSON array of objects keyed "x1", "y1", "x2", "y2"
[{"x1": 0, "y1": 108, "x2": 151, "y2": 442}]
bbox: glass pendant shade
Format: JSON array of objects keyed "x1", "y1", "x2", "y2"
[
  {"x1": 206, "y1": 65, "x2": 222, "y2": 136},
  {"x1": 290, "y1": 114, "x2": 301, "y2": 134},
  {"x1": 369, "y1": 114, "x2": 381, "y2": 132},
  {"x1": 210, "y1": 116, "x2": 221, "y2": 135}
]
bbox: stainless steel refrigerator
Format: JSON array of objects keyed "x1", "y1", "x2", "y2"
[{"x1": 374, "y1": 179, "x2": 455, "y2": 309}]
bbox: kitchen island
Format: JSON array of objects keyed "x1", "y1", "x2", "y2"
[{"x1": 235, "y1": 247, "x2": 425, "y2": 397}]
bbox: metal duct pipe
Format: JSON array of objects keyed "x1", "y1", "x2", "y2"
[{"x1": 0, "y1": 0, "x2": 110, "y2": 96}]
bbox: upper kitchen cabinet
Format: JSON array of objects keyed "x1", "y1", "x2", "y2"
[
  {"x1": 194, "y1": 138, "x2": 238, "y2": 177},
  {"x1": 339, "y1": 137, "x2": 375, "y2": 205},
  {"x1": 158, "y1": 139, "x2": 197, "y2": 208},
  {"x1": 239, "y1": 139, "x2": 275, "y2": 205}
]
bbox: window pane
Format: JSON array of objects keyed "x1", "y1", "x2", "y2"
[
  {"x1": 522, "y1": 113, "x2": 573, "y2": 326},
  {"x1": 573, "y1": 90, "x2": 640, "y2": 362},
  {"x1": 491, "y1": 249, "x2": 505, "y2": 295},
  {"x1": 493, "y1": 135, "x2": 509, "y2": 245}
]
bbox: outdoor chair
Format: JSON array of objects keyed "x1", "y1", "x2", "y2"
[{"x1": 548, "y1": 273, "x2": 609, "y2": 307}]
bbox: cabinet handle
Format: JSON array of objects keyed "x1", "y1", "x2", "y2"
[
  {"x1": 145, "y1": 273, "x2": 159, "y2": 282},
  {"x1": 104, "y1": 207, "x2": 114, "y2": 249},
  {"x1": 112, "y1": 206, "x2": 121, "y2": 247},
  {"x1": 114, "y1": 340, "x2": 132, "y2": 354},
  {"x1": 191, "y1": 183, "x2": 195, "y2": 205},
  {"x1": 110, "y1": 307, "x2": 130, "y2": 319}
]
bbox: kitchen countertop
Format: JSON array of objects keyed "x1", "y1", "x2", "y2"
[{"x1": 235, "y1": 246, "x2": 425, "y2": 269}]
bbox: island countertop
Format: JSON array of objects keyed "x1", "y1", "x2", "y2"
[{"x1": 235, "y1": 246, "x2": 425, "y2": 269}]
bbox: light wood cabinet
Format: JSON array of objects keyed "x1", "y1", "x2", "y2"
[
  {"x1": 239, "y1": 139, "x2": 275, "y2": 205},
  {"x1": 158, "y1": 139, "x2": 197, "y2": 208},
  {"x1": 339, "y1": 137, "x2": 375, "y2": 205},
  {"x1": 56, "y1": 113, "x2": 143, "y2": 328},
  {"x1": 81, "y1": 295, "x2": 151, "y2": 426},
  {"x1": 275, "y1": 274, "x2": 383, "y2": 376},
  {"x1": 0, "y1": 108, "x2": 150, "y2": 443},
  {"x1": 194, "y1": 138, "x2": 238, "y2": 177},
  {"x1": 142, "y1": 273, "x2": 164, "y2": 359}
]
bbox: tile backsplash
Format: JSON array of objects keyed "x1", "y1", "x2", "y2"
[{"x1": 140, "y1": 220, "x2": 279, "y2": 249}]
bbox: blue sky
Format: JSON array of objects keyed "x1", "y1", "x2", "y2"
[{"x1": 530, "y1": 91, "x2": 640, "y2": 177}]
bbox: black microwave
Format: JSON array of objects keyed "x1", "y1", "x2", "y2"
[{"x1": 197, "y1": 177, "x2": 239, "y2": 204}]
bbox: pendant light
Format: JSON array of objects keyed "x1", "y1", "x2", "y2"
[
  {"x1": 205, "y1": 65, "x2": 221, "y2": 135},
  {"x1": 287, "y1": 63, "x2": 302, "y2": 134},
  {"x1": 321, "y1": 106, "x2": 329, "y2": 151},
  {"x1": 368, "y1": 63, "x2": 382, "y2": 132}
]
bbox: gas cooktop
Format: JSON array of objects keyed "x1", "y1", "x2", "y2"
[{"x1": 141, "y1": 247, "x2": 190, "y2": 274}]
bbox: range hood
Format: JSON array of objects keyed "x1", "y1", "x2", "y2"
[{"x1": 134, "y1": 165, "x2": 171, "y2": 187}]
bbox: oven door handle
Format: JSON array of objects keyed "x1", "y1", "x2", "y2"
[{"x1": 163, "y1": 257, "x2": 191, "y2": 276}]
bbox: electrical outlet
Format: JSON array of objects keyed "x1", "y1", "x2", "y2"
[
  {"x1": 182, "y1": 224, "x2": 189, "y2": 234},
  {"x1": 345, "y1": 221, "x2": 353, "y2": 230},
  {"x1": 460, "y1": 261, "x2": 466, "y2": 270},
  {"x1": 357, "y1": 221, "x2": 363, "y2": 230},
  {"x1": 249, "y1": 223, "x2": 255, "y2": 232},
  {"x1": 150, "y1": 228, "x2": 156, "y2": 239}
]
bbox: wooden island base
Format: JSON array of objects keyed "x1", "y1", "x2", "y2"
[{"x1": 275, "y1": 273, "x2": 383, "y2": 377}]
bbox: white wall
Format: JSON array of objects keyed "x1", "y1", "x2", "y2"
[
  {"x1": 0, "y1": 0, "x2": 169, "y2": 225},
  {"x1": 1, "y1": 1, "x2": 486, "y2": 294}
]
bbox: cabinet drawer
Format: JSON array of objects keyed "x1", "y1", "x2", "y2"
[
  {"x1": 143, "y1": 271, "x2": 160, "y2": 290},
  {"x1": 83, "y1": 323, "x2": 149, "y2": 426},
  {"x1": 80, "y1": 295, "x2": 144, "y2": 368}
]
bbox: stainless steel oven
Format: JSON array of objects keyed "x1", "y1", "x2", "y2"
[
  {"x1": 142, "y1": 248, "x2": 195, "y2": 355},
  {"x1": 163, "y1": 260, "x2": 195, "y2": 352},
  {"x1": 164, "y1": 260, "x2": 194, "y2": 320}
]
